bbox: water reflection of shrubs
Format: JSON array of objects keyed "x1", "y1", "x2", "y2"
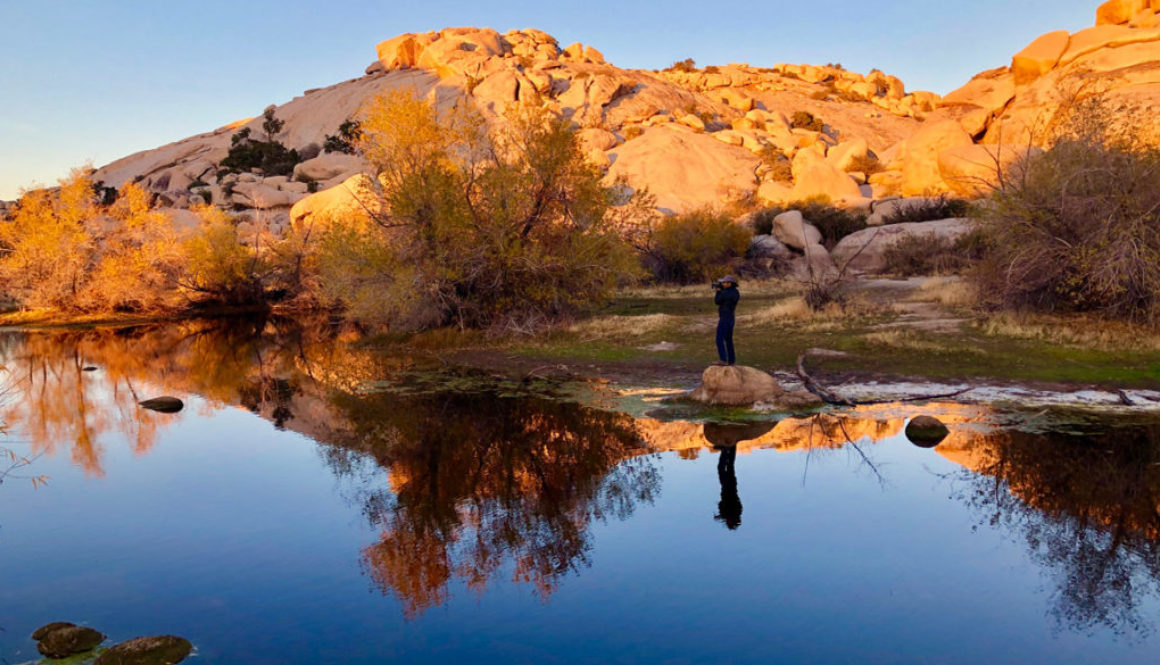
[
  {"x1": 325, "y1": 391, "x2": 660, "y2": 618},
  {"x1": 952, "y1": 425, "x2": 1160, "y2": 637}
]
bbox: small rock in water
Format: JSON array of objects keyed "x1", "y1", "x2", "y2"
[
  {"x1": 139, "y1": 397, "x2": 184, "y2": 413},
  {"x1": 95, "y1": 635, "x2": 193, "y2": 665},
  {"x1": 36, "y1": 625, "x2": 106, "y2": 659},
  {"x1": 31, "y1": 621, "x2": 76, "y2": 641},
  {"x1": 906, "y1": 415, "x2": 950, "y2": 447}
]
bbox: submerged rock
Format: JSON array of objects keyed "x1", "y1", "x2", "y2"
[
  {"x1": 36, "y1": 626, "x2": 106, "y2": 659},
  {"x1": 31, "y1": 622, "x2": 76, "y2": 641},
  {"x1": 906, "y1": 415, "x2": 950, "y2": 447},
  {"x1": 139, "y1": 397, "x2": 184, "y2": 413},
  {"x1": 95, "y1": 635, "x2": 193, "y2": 665}
]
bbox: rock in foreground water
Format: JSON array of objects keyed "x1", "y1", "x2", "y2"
[
  {"x1": 31, "y1": 621, "x2": 76, "y2": 641},
  {"x1": 36, "y1": 625, "x2": 106, "y2": 658},
  {"x1": 139, "y1": 397, "x2": 184, "y2": 413},
  {"x1": 95, "y1": 635, "x2": 193, "y2": 665},
  {"x1": 906, "y1": 415, "x2": 950, "y2": 447}
]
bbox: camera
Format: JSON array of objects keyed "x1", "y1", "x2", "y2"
[{"x1": 711, "y1": 280, "x2": 724, "y2": 291}]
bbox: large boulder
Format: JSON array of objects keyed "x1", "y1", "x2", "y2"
[
  {"x1": 748, "y1": 234, "x2": 793, "y2": 260},
  {"x1": 1010, "y1": 30, "x2": 1071, "y2": 86},
  {"x1": 790, "y1": 148, "x2": 863, "y2": 201},
  {"x1": 94, "y1": 636, "x2": 193, "y2": 665},
  {"x1": 605, "y1": 126, "x2": 760, "y2": 214},
  {"x1": 688, "y1": 365, "x2": 784, "y2": 407},
  {"x1": 826, "y1": 138, "x2": 871, "y2": 172},
  {"x1": 289, "y1": 174, "x2": 383, "y2": 229},
  {"x1": 293, "y1": 153, "x2": 365, "y2": 182},
  {"x1": 831, "y1": 218, "x2": 976, "y2": 274},
  {"x1": 937, "y1": 144, "x2": 1039, "y2": 197},
  {"x1": 688, "y1": 365, "x2": 823, "y2": 409},
  {"x1": 772, "y1": 210, "x2": 822, "y2": 250},
  {"x1": 900, "y1": 120, "x2": 974, "y2": 196},
  {"x1": 1096, "y1": 0, "x2": 1150, "y2": 25}
]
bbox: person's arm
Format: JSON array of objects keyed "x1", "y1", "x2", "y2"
[{"x1": 714, "y1": 289, "x2": 725, "y2": 306}]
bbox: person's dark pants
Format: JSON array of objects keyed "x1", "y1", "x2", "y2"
[{"x1": 716, "y1": 316, "x2": 736, "y2": 364}]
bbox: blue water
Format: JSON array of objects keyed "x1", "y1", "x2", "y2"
[{"x1": 1, "y1": 326, "x2": 1158, "y2": 664}]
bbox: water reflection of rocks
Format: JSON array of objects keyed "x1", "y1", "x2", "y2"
[{"x1": 3, "y1": 322, "x2": 1160, "y2": 632}]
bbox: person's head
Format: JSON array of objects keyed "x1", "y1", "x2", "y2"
[{"x1": 719, "y1": 275, "x2": 738, "y2": 288}]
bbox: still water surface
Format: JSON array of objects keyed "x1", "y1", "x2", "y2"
[{"x1": 1, "y1": 320, "x2": 1159, "y2": 664}]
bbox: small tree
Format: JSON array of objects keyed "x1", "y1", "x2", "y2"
[
  {"x1": 220, "y1": 107, "x2": 300, "y2": 176},
  {"x1": 316, "y1": 89, "x2": 641, "y2": 332}
]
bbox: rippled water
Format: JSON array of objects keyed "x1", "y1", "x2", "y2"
[{"x1": 1, "y1": 320, "x2": 1159, "y2": 664}]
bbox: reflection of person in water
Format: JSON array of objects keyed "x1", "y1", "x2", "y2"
[
  {"x1": 715, "y1": 445, "x2": 742, "y2": 529},
  {"x1": 703, "y1": 421, "x2": 775, "y2": 531}
]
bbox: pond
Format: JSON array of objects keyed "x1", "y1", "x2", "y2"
[{"x1": 1, "y1": 319, "x2": 1160, "y2": 664}]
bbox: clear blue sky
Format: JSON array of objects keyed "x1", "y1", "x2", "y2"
[{"x1": 1, "y1": 0, "x2": 1098, "y2": 199}]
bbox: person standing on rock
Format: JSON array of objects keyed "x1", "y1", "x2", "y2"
[{"x1": 712, "y1": 276, "x2": 739, "y2": 366}]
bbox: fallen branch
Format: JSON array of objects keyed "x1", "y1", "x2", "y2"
[
  {"x1": 796, "y1": 354, "x2": 855, "y2": 406},
  {"x1": 795, "y1": 353, "x2": 973, "y2": 406}
]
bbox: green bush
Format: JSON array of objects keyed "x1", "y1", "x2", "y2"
[
  {"x1": 648, "y1": 209, "x2": 751, "y2": 284},
  {"x1": 220, "y1": 107, "x2": 300, "y2": 176},
  {"x1": 882, "y1": 230, "x2": 989, "y2": 276},
  {"x1": 791, "y1": 111, "x2": 825, "y2": 132},
  {"x1": 323, "y1": 119, "x2": 362, "y2": 154},
  {"x1": 881, "y1": 195, "x2": 970, "y2": 224}
]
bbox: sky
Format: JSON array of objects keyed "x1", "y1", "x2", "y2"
[{"x1": 1, "y1": 0, "x2": 1099, "y2": 200}]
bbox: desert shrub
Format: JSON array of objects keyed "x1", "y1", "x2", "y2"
[
  {"x1": 973, "y1": 134, "x2": 1160, "y2": 323},
  {"x1": 844, "y1": 153, "x2": 882, "y2": 175},
  {"x1": 704, "y1": 65, "x2": 720, "y2": 74},
  {"x1": 0, "y1": 172, "x2": 196, "y2": 313},
  {"x1": 791, "y1": 111, "x2": 825, "y2": 132},
  {"x1": 838, "y1": 89, "x2": 867, "y2": 103},
  {"x1": 220, "y1": 107, "x2": 300, "y2": 176},
  {"x1": 323, "y1": 119, "x2": 362, "y2": 154},
  {"x1": 882, "y1": 229, "x2": 990, "y2": 277},
  {"x1": 316, "y1": 90, "x2": 642, "y2": 332},
  {"x1": 623, "y1": 126, "x2": 644, "y2": 141},
  {"x1": 647, "y1": 208, "x2": 751, "y2": 284},
  {"x1": 881, "y1": 195, "x2": 970, "y2": 224},
  {"x1": 669, "y1": 58, "x2": 696, "y2": 72},
  {"x1": 755, "y1": 198, "x2": 866, "y2": 249},
  {"x1": 180, "y1": 205, "x2": 267, "y2": 305}
]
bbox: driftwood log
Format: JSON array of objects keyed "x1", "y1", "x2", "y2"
[{"x1": 795, "y1": 353, "x2": 973, "y2": 407}]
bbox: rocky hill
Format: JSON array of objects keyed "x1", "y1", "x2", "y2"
[{"x1": 66, "y1": 1, "x2": 1160, "y2": 233}]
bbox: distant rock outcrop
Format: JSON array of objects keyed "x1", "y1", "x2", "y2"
[{"x1": 79, "y1": 6, "x2": 1160, "y2": 229}]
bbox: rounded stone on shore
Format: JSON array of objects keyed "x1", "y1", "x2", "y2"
[{"x1": 906, "y1": 415, "x2": 950, "y2": 447}]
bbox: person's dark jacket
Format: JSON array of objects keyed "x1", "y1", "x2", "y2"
[{"x1": 715, "y1": 285, "x2": 740, "y2": 320}]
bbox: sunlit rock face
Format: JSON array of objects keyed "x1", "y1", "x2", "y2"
[{"x1": 80, "y1": 6, "x2": 1160, "y2": 238}]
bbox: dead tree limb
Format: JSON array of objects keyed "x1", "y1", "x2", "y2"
[
  {"x1": 795, "y1": 353, "x2": 973, "y2": 406},
  {"x1": 796, "y1": 354, "x2": 856, "y2": 406}
]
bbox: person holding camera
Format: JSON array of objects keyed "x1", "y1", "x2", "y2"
[{"x1": 712, "y1": 276, "x2": 740, "y2": 366}]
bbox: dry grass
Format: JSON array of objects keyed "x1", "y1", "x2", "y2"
[
  {"x1": 741, "y1": 294, "x2": 896, "y2": 331},
  {"x1": 861, "y1": 329, "x2": 955, "y2": 353},
  {"x1": 625, "y1": 278, "x2": 800, "y2": 300},
  {"x1": 908, "y1": 277, "x2": 977, "y2": 308},
  {"x1": 979, "y1": 313, "x2": 1160, "y2": 352},
  {"x1": 567, "y1": 313, "x2": 675, "y2": 339}
]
